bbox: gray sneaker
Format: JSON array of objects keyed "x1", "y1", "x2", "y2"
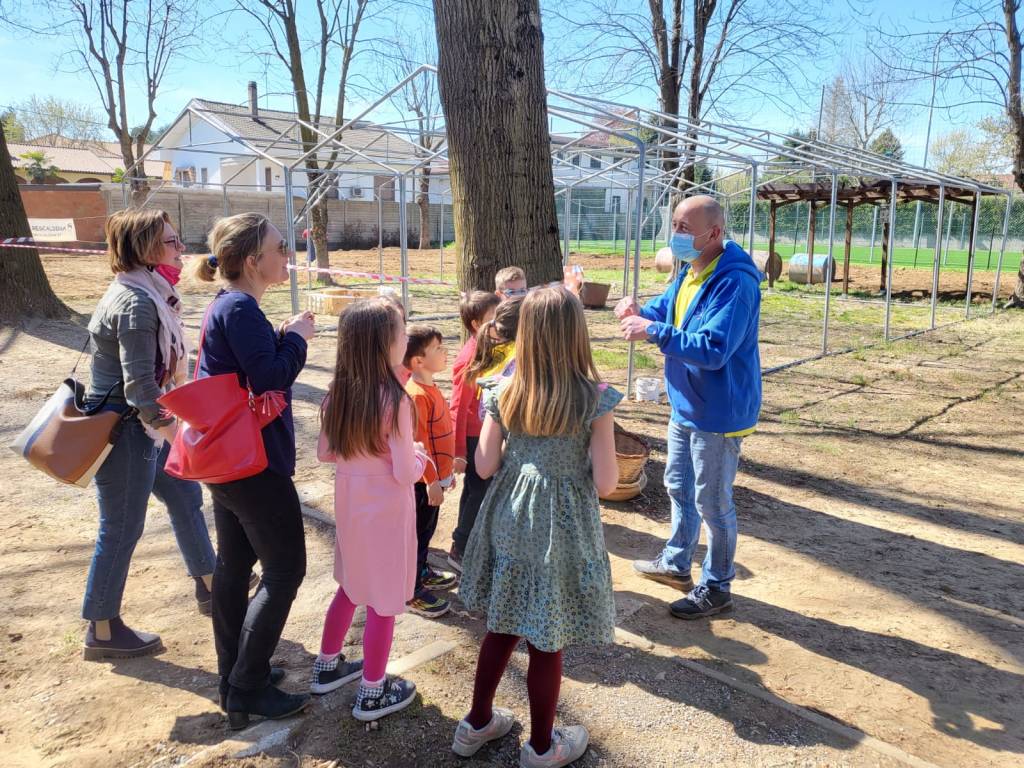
[
  {"x1": 520, "y1": 725, "x2": 589, "y2": 768},
  {"x1": 632, "y1": 559, "x2": 694, "y2": 591},
  {"x1": 452, "y1": 707, "x2": 516, "y2": 757},
  {"x1": 670, "y1": 585, "x2": 733, "y2": 619}
]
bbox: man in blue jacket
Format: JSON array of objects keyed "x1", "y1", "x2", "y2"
[{"x1": 617, "y1": 195, "x2": 761, "y2": 619}]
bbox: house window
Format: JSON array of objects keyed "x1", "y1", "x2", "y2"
[
  {"x1": 264, "y1": 167, "x2": 272, "y2": 191},
  {"x1": 590, "y1": 156, "x2": 601, "y2": 169},
  {"x1": 571, "y1": 154, "x2": 580, "y2": 166},
  {"x1": 611, "y1": 196, "x2": 622, "y2": 213},
  {"x1": 200, "y1": 167, "x2": 208, "y2": 185}
]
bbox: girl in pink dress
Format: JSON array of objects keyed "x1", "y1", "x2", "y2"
[{"x1": 311, "y1": 297, "x2": 428, "y2": 722}]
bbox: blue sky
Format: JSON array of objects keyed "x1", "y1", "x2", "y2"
[{"x1": 0, "y1": 0, "x2": 1003, "y2": 166}]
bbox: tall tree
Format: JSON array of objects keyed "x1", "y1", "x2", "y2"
[
  {"x1": 547, "y1": 0, "x2": 827, "y2": 190},
  {"x1": 0, "y1": 124, "x2": 69, "y2": 320},
  {"x1": 834, "y1": 54, "x2": 909, "y2": 149},
  {"x1": 433, "y1": 0, "x2": 564, "y2": 290},
  {"x1": 1, "y1": 110, "x2": 25, "y2": 142},
  {"x1": 32, "y1": 1, "x2": 202, "y2": 190},
  {"x1": 239, "y1": 0, "x2": 371, "y2": 284},
  {"x1": 869, "y1": 128, "x2": 905, "y2": 160},
  {"x1": 13, "y1": 94, "x2": 103, "y2": 144},
  {"x1": 879, "y1": 0, "x2": 1024, "y2": 307}
]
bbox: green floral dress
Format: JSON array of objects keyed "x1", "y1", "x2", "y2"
[{"x1": 459, "y1": 381, "x2": 622, "y2": 652}]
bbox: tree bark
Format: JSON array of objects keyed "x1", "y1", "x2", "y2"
[
  {"x1": 1005, "y1": 253, "x2": 1024, "y2": 308},
  {"x1": 1002, "y1": 0, "x2": 1024, "y2": 307},
  {"x1": 0, "y1": 124, "x2": 69, "y2": 321},
  {"x1": 417, "y1": 166, "x2": 432, "y2": 250},
  {"x1": 843, "y1": 202, "x2": 853, "y2": 295},
  {"x1": 433, "y1": 0, "x2": 563, "y2": 291},
  {"x1": 309, "y1": 199, "x2": 333, "y2": 286}
]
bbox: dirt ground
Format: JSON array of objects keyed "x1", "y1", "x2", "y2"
[{"x1": 0, "y1": 249, "x2": 1021, "y2": 767}]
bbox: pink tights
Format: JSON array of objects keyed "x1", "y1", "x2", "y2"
[{"x1": 319, "y1": 586, "x2": 395, "y2": 682}]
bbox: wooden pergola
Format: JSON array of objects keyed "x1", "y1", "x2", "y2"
[{"x1": 757, "y1": 178, "x2": 993, "y2": 293}]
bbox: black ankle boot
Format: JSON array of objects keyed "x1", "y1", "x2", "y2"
[
  {"x1": 219, "y1": 667, "x2": 286, "y2": 710},
  {"x1": 83, "y1": 617, "x2": 163, "y2": 661},
  {"x1": 225, "y1": 683, "x2": 309, "y2": 730},
  {"x1": 196, "y1": 573, "x2": 260, "y2": 617}
]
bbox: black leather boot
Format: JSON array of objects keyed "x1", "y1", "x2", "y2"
[{"x1": 225, "y1": 683, "x2": 309, "y2": 730}]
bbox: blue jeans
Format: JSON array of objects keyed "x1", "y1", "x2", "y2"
[
  {"x1": 660, "y1": 420, "x2": 742, "y2": 592},
  {"x1": 82, "y1": 419, "x2": 217, "y2": 621}
]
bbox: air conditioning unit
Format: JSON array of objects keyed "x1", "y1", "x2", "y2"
[{"x1": 350, "y1": 186, "x2": 364, "y2": 198}]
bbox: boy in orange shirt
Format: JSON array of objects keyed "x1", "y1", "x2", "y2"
[{"x1": 404, "y1": 325, "x2": 457, "y2": 618}]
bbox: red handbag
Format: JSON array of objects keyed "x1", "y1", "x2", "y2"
[{"x1": 158, "y1": 303, "x2": 287, "y2": 484}]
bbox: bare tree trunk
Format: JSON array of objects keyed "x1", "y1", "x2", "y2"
[
  {"x1": 417, "y1": 167, "x2": 431, "y2": 250},
  {"x1": 1005, "y1": 253, "x2": 1024, "y2": 308},
  {"x1": 0, "y1": 125, "x2": 68, "y2": 321},
  {"x1": 433, "y1": 0, "x2": 563, "y2": 291},
  {"x1": 310, "y1": 200, "x2": 333, "y2": 285}
]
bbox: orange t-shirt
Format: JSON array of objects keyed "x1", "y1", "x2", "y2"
[{"x1": 405, "y1": 378, "x2": 454, "y2": 484}]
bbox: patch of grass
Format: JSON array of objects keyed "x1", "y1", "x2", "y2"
[
  {"x1": 851, "y1": 373, "x2": 868, "y2": 387},
  {"x1": 780, "y1": 410, "x2": 800, "y2": 425},
  {"x1": 592, "y1": 346, "x2": 660, "y2": 371}
]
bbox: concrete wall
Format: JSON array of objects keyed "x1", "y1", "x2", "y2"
[{"x1": 17, "y1": 183, "x2": 458, "y2": 250}]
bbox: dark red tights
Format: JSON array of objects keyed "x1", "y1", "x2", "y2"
[{"x1": 466, "y1": 632, "x2": 563, "y2": 755}]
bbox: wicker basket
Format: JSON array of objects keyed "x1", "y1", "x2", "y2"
[
  {"x1": 614, "y1": 423, "x2": 650, "y2": 486},
  {"x1": 600, "y1": 470, "x2": 648, "y2": 502}
]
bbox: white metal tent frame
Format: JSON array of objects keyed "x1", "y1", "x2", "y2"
[{"x1": 125, "y1": 64, "x2": 1012, "y2": 389}]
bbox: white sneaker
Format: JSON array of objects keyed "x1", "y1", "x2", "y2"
[
  {"x1": 451, "y1": 707, "x2": 516, "y2": 757},
  {"x1": 519, "y1": 726, "x2": 589, "y2": 768}
]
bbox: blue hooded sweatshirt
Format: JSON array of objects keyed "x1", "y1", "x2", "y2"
[{"x1": 640, "y1": 239, "x2": 762, "y2": 433}]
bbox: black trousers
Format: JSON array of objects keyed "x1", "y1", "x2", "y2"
[
  {"x1": 452, "y1": 436, "x2": 492, "y2": 554},
  {"x1": 209, "y1": 469, "x2": 306, "y2": 690},
  {"x1": 414, "y1": 482, "x2": 439, "y2": 592}
]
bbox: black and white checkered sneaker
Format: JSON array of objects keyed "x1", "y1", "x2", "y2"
[
  {"x1": 310, "y1": 653, "x2": 364, "y2": 695},
  {"x1": 352, "y1": 675, "x2": 417, "y2": 721}
]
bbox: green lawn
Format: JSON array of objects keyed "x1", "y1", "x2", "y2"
[{"x1": 572, "y1": 239, "x2": 1018, "y2": 273}]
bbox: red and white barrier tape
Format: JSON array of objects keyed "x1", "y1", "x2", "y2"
[
  {"x1": 289, "y1": 264, "x2": 456, "y2": 287},
  {"x1": 1, "y1": 238, "x2": 107, "y2": 255},
  {"x1": 4, "y1": 236, "x2": 455, "y2": 287}
]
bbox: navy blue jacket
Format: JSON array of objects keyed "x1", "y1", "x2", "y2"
[{"x1": 198, "y1": 290, "x2": 307, "y2": 477}]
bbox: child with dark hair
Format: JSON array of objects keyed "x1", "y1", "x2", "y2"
[
  {"x1": 447, "y1": 291, "x2": 502, "y2": 572},
  {"x1": 404, "y1": 325, "x2": 457, "y2": 618}
]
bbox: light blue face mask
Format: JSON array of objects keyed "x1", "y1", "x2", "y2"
[{"x1": 669, "y1": 228, "x2": 713, "y2": 263}]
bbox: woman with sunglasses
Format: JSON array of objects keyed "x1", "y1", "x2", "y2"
[
  {"x1": 189, "y1": 212, "x2": 316, "y2": 728},
  {"x1": 82, "y1": 209, "x2": 219, "y2": 661}
]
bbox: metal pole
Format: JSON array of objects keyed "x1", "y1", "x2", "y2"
[
  {"x1": 992, "y1": 192, "x2": 1012, "y2": 313},
  {"x1": 621, "y1": 187, "x2": 633, "y2": 298},
  {"x1": 930, "y1": 185, "x2": 945, "y2": 330},
  {"x1": 942, "y1": 200, "x2": 954, "y2": 266},
  {"x1": 913, "y1": 38, "x2": 940, "y2": 264},
  {"x1": 869, "y1": 205, "x2": 878, "y2": 263},
  {"x1": 283, "y1": 169, "x2": 299, "y2": 313},
  {"x1": 884, "y1": 179, "x2": 898, "y2": 341},
  {"x1": 747, "y1": 163, "x2": 758, "y2": 254},
  {"x1": 564, "y1": 186, "x2": 573, "y2": 266},
  {"x1": 625, "y1": 143, "x2": 647, "y2": 400},
  {"x1": 305, "y1": 210, "x2": 313, "y2": 296},
  {"x1": 576, "y1": 198, "x2": 582, "y2": 250},
  {"x1": 792, "y1": 201, "x2": 801, "y2": 250},
  {"x1": 822, "y1": 172, "x2": 838, "y2": 353},
  {"x1": 377, "y1": 190, "x2": 384, "y2": 285},
  {"x1": 398, "y1": 174, "x2": 409, "y2": 310},
  {"x1": 965, "y1": 190, "x2": 981, "y2": 318}
]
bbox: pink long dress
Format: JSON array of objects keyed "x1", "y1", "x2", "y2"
[{"x1": 317, "y1": 397, "x2": 426, "y2": 616}]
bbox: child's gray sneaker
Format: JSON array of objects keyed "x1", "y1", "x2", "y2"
[
  {"x1": 452, "y1": 707, "x2": 516, "y2": 757},
  {"x1": 310, "y1": 653, "x2": 364, "y2": 694},
  {"x1": 520, "y1": 726, "x2": 589, "y2": 768}
]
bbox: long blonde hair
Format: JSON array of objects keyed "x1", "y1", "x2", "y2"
[
  {"x1": 499, "y1": 286, "x2": 600, "y2": 436},
  {"x1": 188, "y1": 212, "x2": 270, "y2": 282}
]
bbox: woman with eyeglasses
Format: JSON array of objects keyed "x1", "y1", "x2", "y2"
[
  {"x1": 188, "y1": 212, "x2": 315, "y2": 728},
  {"x1": 82, "y1": 209, "x2": 218, "y2": 661}
]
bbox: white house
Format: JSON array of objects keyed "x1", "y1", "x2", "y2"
[{"x1": 151, "y1": 83, "x2": 645, "y2": 213}]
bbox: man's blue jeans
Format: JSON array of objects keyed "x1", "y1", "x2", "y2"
[
  {"x1": 82, "y1": 419, "x2": 217, "y2": 621},
  {"x1": 659, "y1": 420, "x2": 742, "y2": 592}
]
